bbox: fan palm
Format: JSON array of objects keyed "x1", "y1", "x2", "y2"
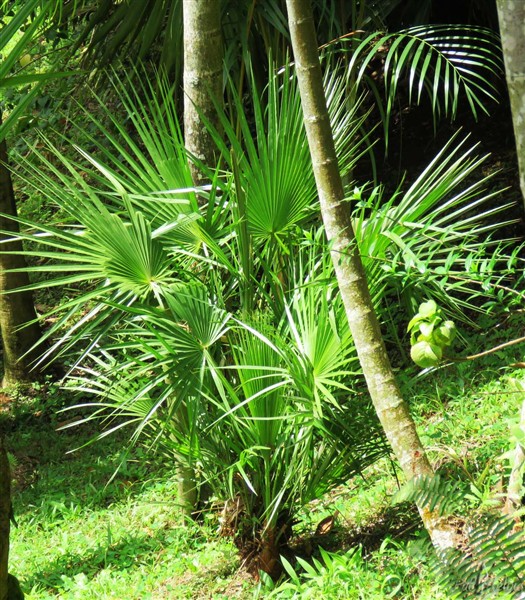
[
  {"x1": 4, "y1": 62, "x2": 518, "y2": 412},
  {"x1": 1, "y1": 63, "x2": 521, "y2": 573},
  {"x1": 63, "y1": 254, "x2": 386, "y2": 574}
]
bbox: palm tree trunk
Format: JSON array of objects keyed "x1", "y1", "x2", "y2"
[
  {"x1": 180, "y1": 0, "x2": 223, "y2": 517},
  {"x1": 0, "y1": 116, "x2": 42, "y2": 387},
  {"x1": 496, "y1": 0, "x2": 525, "y2": 209},
  {"x1": 285, "y1": 0, "x2": 458, "y2": 550},
  {"x1": 183, "y1": 0, "x2": 222, "y2": 186}
]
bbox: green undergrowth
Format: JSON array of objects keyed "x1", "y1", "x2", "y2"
[{"x1": 3, "y1": 314, "x2": 525, "y2": 599}]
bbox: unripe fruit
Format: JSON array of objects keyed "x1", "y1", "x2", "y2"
[{"x1": 19, "y1": 54, "x2": 31, "y2": 68}]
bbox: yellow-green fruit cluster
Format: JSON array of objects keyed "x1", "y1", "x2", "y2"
[{"x1": 407, "y1": 300, "x2": 456, "y2": 368}]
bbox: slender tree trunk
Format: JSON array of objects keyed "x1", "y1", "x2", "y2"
[
  {"x1": 0, "y1": 436, "x2": 23, "y2": 600},
  {"x1": 285, "y1": 0, "x2": 458, "y2": 550},
  {"x1": 180, "y1": 0, "x2": 223, "y2": 516},
  {"x1": 183, "y1": 0, "x2": 222, "y2": 186},
  {"x1": 496, "y1": 1, "x2": 525, "y2": 209},
  {"x1": 0, "y1": 436, "x2": 11, "y2": 600},
  {"x1": 0, "y1": 115, "x2": 42, "y2": 387}
]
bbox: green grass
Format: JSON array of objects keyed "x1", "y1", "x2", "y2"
[
  {"x1": 3, "y1": 314, "x2": 525, "y2": 598},
  {"x1": 5, "y1": 414, "x2": 242, "y2": 599}
]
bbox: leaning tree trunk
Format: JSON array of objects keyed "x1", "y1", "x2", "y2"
[
  {"x1": 183, "y1": 0, "x2": 223, "y2": 186},
  {"x1": 0, "y1": 115, "x2": 42, "y2": 387},
  {"x1": 285, "y1": 0, "x2": 458, "y2": 550},
  {"x1": 496, "y1": 0, "x2": 525, "y2": 209}
]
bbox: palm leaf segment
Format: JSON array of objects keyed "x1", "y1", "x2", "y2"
[
  {"x1": 347, "y1": 24, "x2": 503, "y2": 135},
  {"x1": 353, "y1": 133, "x2": 521, "y2": 321}
]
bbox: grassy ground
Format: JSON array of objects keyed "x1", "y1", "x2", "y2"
[{"x1": 2, "y1": 314, "x2": 524, "y2": 599}]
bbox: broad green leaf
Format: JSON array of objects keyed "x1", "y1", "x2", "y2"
[
  {"x1": 433, "y1": 321, "x2": 457, "y2": 347},
  {"x1": 419, "y1": 321, "x2": 435, "y2": 339},
  {"x1": 411, "y1": 340, "x2": 442, "y2": 368},
  {"x1": 419, "y1": 300, "x2": 438, "y2": 318}
]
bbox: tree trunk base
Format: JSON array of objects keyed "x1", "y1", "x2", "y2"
[{"x1": 6, "y1": 574, "x2": 24, "y2": 600}]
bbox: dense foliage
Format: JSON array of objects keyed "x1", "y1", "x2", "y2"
[{"x1": 1, "y1": 0, "x2": 525, "y2": 596}]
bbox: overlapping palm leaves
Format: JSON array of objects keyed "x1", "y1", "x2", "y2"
[
  {"x1": 346, "y1": 24, "x2": 503, "y2": 135},
  {"x1": 4, "y1": 147, "x2": 186, "y2": 366},
  {"x1": 66, "y1": 264, "x2": 386, "y2": 535},
  {"x1": 353, "y1": 134, "x2": 521, "y2": 321},
  {"x1": 1, "y1": 62, "x2": 521, "y2": 541},
  {"x1": 60, "y1": 0, "x2": 502, "y2": 130}
]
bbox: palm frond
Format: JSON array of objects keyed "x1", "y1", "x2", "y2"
[
  {"x1": 0, "y1": 0, "x2": 65, "y2": 139},
  {"x1": 346, "y1": 24, "x2": 503, "y2": 138},
  {"x1": 353, "y1": 132, "x2": 522, "y2": 324},
  {"x1": 71, "y1": 0, "x2": 183, "y2": 78}
]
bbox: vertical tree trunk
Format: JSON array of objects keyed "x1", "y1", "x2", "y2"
[
  {"x1": 0, "y1": 116, "x2": 42, "y2": 387},
  {"x1": 0, "y1": 436, "x2": 23, "y2": 600},
  {"x1": 183, "y1": 0, "x2": 223, "y2": 186},
  {"x1": 496, "y1": 1, "x2": 525, "y2": 209},
  {"x1": 181, "y1": 0, "x2": 223, "y2": 514},
  {"x1": 285, "y1": 0, "x2": 458, "y2": 550}
]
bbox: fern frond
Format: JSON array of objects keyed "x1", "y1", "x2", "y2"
[
  {"x1": 393, "y1": 474, "x2": 465, "y2": 517},
  {"x1": 395, "y1": 475, "x2": 525, "y2": 597},
  {"x1": 430, "y1": 515, "x2": 525, "y2": 599}
]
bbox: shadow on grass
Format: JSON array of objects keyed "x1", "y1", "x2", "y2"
[
  {"x1": 20, "y1": 528, "x2": 172, "y2": 593},
  {"x1": 6, "y1": 416, "x2": 176, "y2": 522},
  {"x1": 291, "y1": 501, "x2": 421, "y2": 560}
]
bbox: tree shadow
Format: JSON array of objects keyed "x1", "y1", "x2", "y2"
[
  {"x1": 290, "y1": 501, "x2": 421, "y2": 560},
  {"x1": 19, "y1": 528, "x2": 173, "y2": 593},
  {"x1": 6, "y1": 416, "x2": 176, "y2": 523}
]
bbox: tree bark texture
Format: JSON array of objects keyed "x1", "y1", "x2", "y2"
[
  {"x1": 183, "y1": 0, "x2": 222, "y2": 185},
  {"x1": 176, "y1": 462, "x2": 197, "y2": 519},
  {"x1": 0, "y1": 119, "x2": 42, "y2": 387},
  {"x1": 180, "y1": 0, "x2": 223, "y2": 515},
  {"x1": 285, "y1": 0, "x2": 458, "y2": 550},
  {"x1": 0, "y1": 437, "x2": 23, "y2": 600},
  {"x1": 496, "y1": 0, "x2": 525, "y2": 209}
]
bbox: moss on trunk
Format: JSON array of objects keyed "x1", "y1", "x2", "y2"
[{"x1": 0, "y1": 119, "x2": 43, "y2": 387}]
